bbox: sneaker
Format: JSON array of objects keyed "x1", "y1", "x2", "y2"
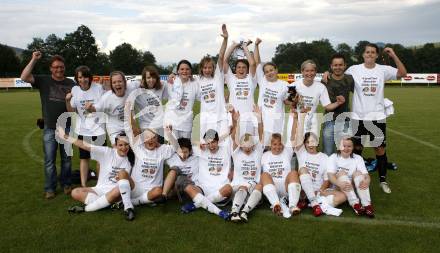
[
  {"x1": 68, "y1": 205, "x2": 85, "y2": 213},
  {"x1": 154, "y1": 195, "x2": 167, "y2": 204},
  {"x1": 239, "y1": 211, "x2": 248, "y2": 223},
  {"x1": 218, "y1": 210, "x2": 230, "y2": 220},
  {"x1": 63, "y1": 186, "x2": 72, "y2": 195},
  {"x1": 110, "y1": 202, "x2": 124, "y2": 210},
  {"x1": 380, "y1": 182, "x2": 392, "y2": 194},
  {"x1": 181, "y1": 202, "x2": 196, "y2": 213},
  {"x1": 230, "y1": 212, "x2": 241, "y2": 222},
  {"x1": 312, "y1": 205, "x2": 323, "y2": 217},
  {"x1": 387, "y1": 162, "x2": 398, "y2": 170},
  {"x1": 124, "y1": 208, "x2": 135, "y2": 221},
  {"x1": 364, "y1": 205, "x2": 375, "y2": 218},
  {"x1": 297, "y1": 199, "x2": 308, "y2": 210},
  {"x1": 272, "y1": 203, "x2": 282, "y2": 216},
  {"x1": 45, "y1": 191, "x2": 55, "y2": 200},
  {"x1": 352, "y1": 203, "x2": 364, "y2": 216}
]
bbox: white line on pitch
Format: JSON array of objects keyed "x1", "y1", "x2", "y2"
[
  {"x1": 388, "y1": 127, "x2": 440, "y2": 151},
  {"x1": 22, "y1": 128, "x2": 44, "y2": 164}
]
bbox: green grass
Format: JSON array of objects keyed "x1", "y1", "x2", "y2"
[{"x1": 1, "y1": 88, "x2": 439, "y2": 252}]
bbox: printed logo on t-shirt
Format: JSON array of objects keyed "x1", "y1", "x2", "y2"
[
  {"x1": 208, "y1": 157, "x2": 224, "y2": 176},
  {"x1": 262, "y1": 88, "x2": 279, "y2": 109},
  {"x1": 361, "y1": 77, "x2": 378, "y2": 96},
  {"x1": 267, "y1": 160, "x2": 285, "y2": 179},
  {"x1": 49, "y1": 85, "x2": 71, "y2": 102},
  {"x1": 178, "y1": 91, "x2": 191, "y2": 110},
  {"x1": 305, "y1": 161, "x2": 320, "y2": 183},
  {"x1": 113, "y1": 105, "x2": 125, "y2": 121},
  {"x1": 298, "y1": 95, "x2": 313, "y2": 112},
  {"x1": 234, "y1": 80, "x2": 250, "y2": 100},
  {"x1": 141, "y1": 158, "x2": 158, "y2": 178},
  {"x1": 108, "y1": 167, "x2": 124, "y2": 183},
  {"x1": 337, "y1": 166, "x2": 350, "y2": 174},
  {"x1": 240, "y1": 159, "x2": 258, "y2": 181},
  {"x1": 201, "y1": 83, "x2": 216, "y2": 104}
]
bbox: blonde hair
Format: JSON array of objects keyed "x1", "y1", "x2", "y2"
[{"x1": 300, "y1": 59, "x2": 317, "y2": 72}]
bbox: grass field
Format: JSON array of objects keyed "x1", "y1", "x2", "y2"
[{"x1": 1, "y1": 87, "x2": 439, "y2": 252}]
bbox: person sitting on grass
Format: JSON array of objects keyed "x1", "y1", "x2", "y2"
[{"x1": 57, "y1": 129, "x2": 136, "y2": 221}]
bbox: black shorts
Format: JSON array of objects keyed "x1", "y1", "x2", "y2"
[
  {"x1": 351, "y1": 120, "x2": 386, "y2": 148},
  {"x1": 78, "y1": 135, "x2": 107, "y2": 159}
]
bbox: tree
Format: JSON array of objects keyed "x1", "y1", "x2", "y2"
[
  {"x1": 414, "y1": 43, "x2": 440, "y2": 73},
  {"x1": 0, "y1": 44, "x2": 21, "y2": 77},
  {"x1": 109, "y1": 43, "x2": 143, "y2": 75},
  {"x1": 353, "y1": 40, "x2": 371, "y2": 63},
  {"x1": 336, "y1": 43, "x2": 355, "y2": 66}
]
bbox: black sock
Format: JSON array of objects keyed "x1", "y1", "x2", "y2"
[{"x1": 376, "y1": 152, "x2": 388, "y2": 182}]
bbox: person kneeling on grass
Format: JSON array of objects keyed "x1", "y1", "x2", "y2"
[
  {"x1": 327, "y1": 137, "x2": 375, "y2": 218},
  {"x1": 162, "y1": 138, "x2": 199, "y2": 202},
  {"x1": 229, "y1": 106, "x2": 264, "y2": 223},
  {"x1": 180, "y1": 129, "x2": 233, "y2": 220},
  {"x1": 57, "y1": 129, "x2": 136, "y2": 221}
]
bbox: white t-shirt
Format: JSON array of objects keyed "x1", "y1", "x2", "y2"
[
  {"x1": 164, "y1": 77, "x2": 200, "y2": 132},
  {"x1": 257, "y1": 64, "x2": 289, "y2": 134},
  {"x1": 287, "y1": 80, "x2": 331, "y2": 138},
  {"x1": 346, "y1": 63, "x2": 397, "y2": 121},
  {"x1": 131, "y1": 144, "x2": 175, "y2": 190},
  {"x1": 70, "y1": 83, "x2": 105, "y2": 136},
  {"x1": 261, "y1": 147, "x2": 294, "y2": 181},
  {"x1": 91, "y1": 146, "x2": 132, "y2": 188},
  {"x1": 295, "y1": 146, "x2": 328, "y2": 192},
  {"x1": 226, "y1": 68, "x2": 256, "y2": 115},
  {"x1": 132, "y1": 81, "x2": 168, "y2": 130},
  {"x1": 194, "y1": 138, "x2": 232, "y2": 190},
  {"x1": 231, "y1": 143, "x2": 263, "y2": 186},
  {"x1": 327, "y1": 153, "x2": 368, "y2": 180},
  {"x1": 199, "y1": 62, "x2": 227, "y2": 119},
  {"x1": 166, "y1": 154, "x2": 199, "y2": 183}
]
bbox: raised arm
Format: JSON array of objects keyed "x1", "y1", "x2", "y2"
[
  {"x1": 243, "y1": 41, "x2": 256, "y2": 77},
  {"x1": 254, "y1": 38, "x2": 262, "y2": 65},
  {"x1": 164, "y1": 125, "x2": 179, "y2": 151},
  {"x1": 217, "y1": 24, "x2": 228, "y2": 71},
  {"x1": 231, "y1": 108, "x2": 240, "y2": 150},
  {"x1": 65, "y1": 93, "x2": 75, "y2": 112},
  {"x1": 56, "y1": 126, "x2": 92, "y2": 152},
  {"x1": 384, "y1": 47, "x2": 407, "y2": 79},
  {"x1": 291, "y1": 109, "x2": 307, "y2": 150},
  {"x1": 20, "y1": 51, "x2": 42, "y2": 84},
  {"x1": 223, "y1": 42, "x2": 240, "y2": 74},
  {"x1": 253, "y1": 104, "x2": 264, "y2": 143}
]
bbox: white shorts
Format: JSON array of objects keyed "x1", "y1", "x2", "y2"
[
  {"x1": 273, "y1": 178, "x2": 287, "y2": 197},
  {"x1": 130, "y1": 183, "x2": 158, "y2": 199},
  {"x1": 232, "y1": 181, "x2": 257, "y2": 193},
  {"x1": 92, "y1": 185, "x2": 116, "y2": 196},
  {"x1": 198, "y1": 184, "x2": 225, "y2": 197}
]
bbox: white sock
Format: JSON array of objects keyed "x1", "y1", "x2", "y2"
[
  {"x1": 118, "y1": 179, "x2": 133, "y2": 210},
  {"x1": 354, "y1": 175, "x2": 371, "y2": 206},
  {"x1": 242, "y1": 190, "x2": 262, "y2": 213},
  {"x1": 299, "y1": 174, "x2": 318, "y2": 206},
  {"x1": 85, "y1": 195, "x2": 110, "y2": 212},
  {"x1": 263, "y1": 184, "x2": 280, "y2": 207},
  {"x1": 131, "y1": 191, "x2": 153, "y2": 206},
  {"x1": 338, "y1": 175, "x2": 359, "y2": 206},
  {"x1": 318, "y1": 196, "x2": 343, "y2": 216},
  {"x1": 84, "y1": 192, "x2": 99, "y2": 205},
  {"x1": 231, "y1": 189, "x2": 248, "y2": 213},
  {"x1": 193, "y1": 193, "x2": 221, "y2": 215},
  {"x1": 287, "y1": 183, "x2": 301, "y2": 208},
  {"x1": 207, "y1": 191, "x2": 225, "y2": 203}
]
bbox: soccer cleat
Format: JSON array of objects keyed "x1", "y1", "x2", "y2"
[
  {"x1": 230, "y1": 212, "x2": 241, "y2": 222},
  {"x1": 239, "y1": 211, "x2": 249, "y2": 223},
  {"x1": 181, "y1": 202, "x2": 196, "y2": 214},
  {"x1": 312, "y1": 205, "x2": 323, "y2": 217},
  {"x1": 218, "y1": 210, "x2": 230, "y2": 220},
  {"x1": 380, "y1": 182, "x2": 392, "y2": 194},
  {"x1": 289, "y1": 206, "x2": 301, "y2": 215},
  {"x1": 110, "y1": 201, "x2": 124, "y2": 210},
  {"x1": 272, "y1": 203, "x2": 282, "y2": 216},
  {"x1": 68, "y1": 205, "x2": 85, "y2": 213},
  {"x1": 297, "y1": 199, "x2": 308, "y2": 210},
  {"x1": 352, "y1": 203, "x2": 364, "y2": 216},
  {"x1": 45, "y1": 191, "x2": 55, "y2": 200},
  {"x1": 364, "y1": 205, "x2": 375, "y2": 218},
  {"x1": 124, "y1": 208, "x2": 135, "y2": 221}
]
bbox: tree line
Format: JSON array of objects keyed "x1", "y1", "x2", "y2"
[{"x1": 0, "y1": 25, "x2": 439, "y2": 78}]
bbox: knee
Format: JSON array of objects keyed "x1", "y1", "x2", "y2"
[
  {"x1": 287, "y1": 170, "x2": 299, "y2": 182},
  {"x1": 117, "y1": 170, "x2": 129, "y2": 180},
  {"x1": 222, "y1": 184, "x2": 233, "y2": 197},
  {"x1": 254, "y1": 184, "x2": 263, "y2": 191},
  {"x1": 71, "y1": 188, "x2": 81, "y2": 200},
  {"x1": 298, "y1": 167, "x2": 308, "y2": 175}
]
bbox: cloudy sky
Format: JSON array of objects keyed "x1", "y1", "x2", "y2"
[{"x1": 1, "y1": 0, "x2": 439, "y2": 64}]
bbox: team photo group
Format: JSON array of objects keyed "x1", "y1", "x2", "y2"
[{"x1": 21, "y1": 24, "x2": 407, "y2": 222}]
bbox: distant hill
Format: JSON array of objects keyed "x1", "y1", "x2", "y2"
[{"x1": 8, "y1": 46, "x2": 24, "y2": 57}]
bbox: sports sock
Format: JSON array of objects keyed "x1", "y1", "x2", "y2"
[
  {"x1": 118, "y1": 179, "x2": 133, "y2": 210},
  {"x1": 84, "y1": 192, "x2": 99, "y2": 205},
  {"x1": 131, "y1": 191, "x2": 153, "y2": 206},
  {"x1": 85, "y1": 195, "x2": 110, "y2": 212},
  {"x1": 338, "y1": 175, "x2": 359, "y2": 206},
  {"x1": 241, "y1": 189, "x2": 262, "y2": 213},
  {"x1": 231, "y1": 189, "x2": 248, "y2": 213},
  {"x1": 354, "y1": 175, "x2": 371, "y2": 206},
  {"x1": 299, "y1": 174, "x2": 318, "y2": 206},
  {"x1": 263, "y1": 184, "x2": 280, "y2": 207},
  {"x1": 376, "y1": 153, "x2": 388, "y2": 183},
  {"x1": 193, "y1": 193, "x2": 221, "y2": 215},
  {"x1": 207, "y1": 191, "x2": 225, "y2": 203},
  {"x1": 287, "y1": 183, "x2": 301, "y2": 208}
]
